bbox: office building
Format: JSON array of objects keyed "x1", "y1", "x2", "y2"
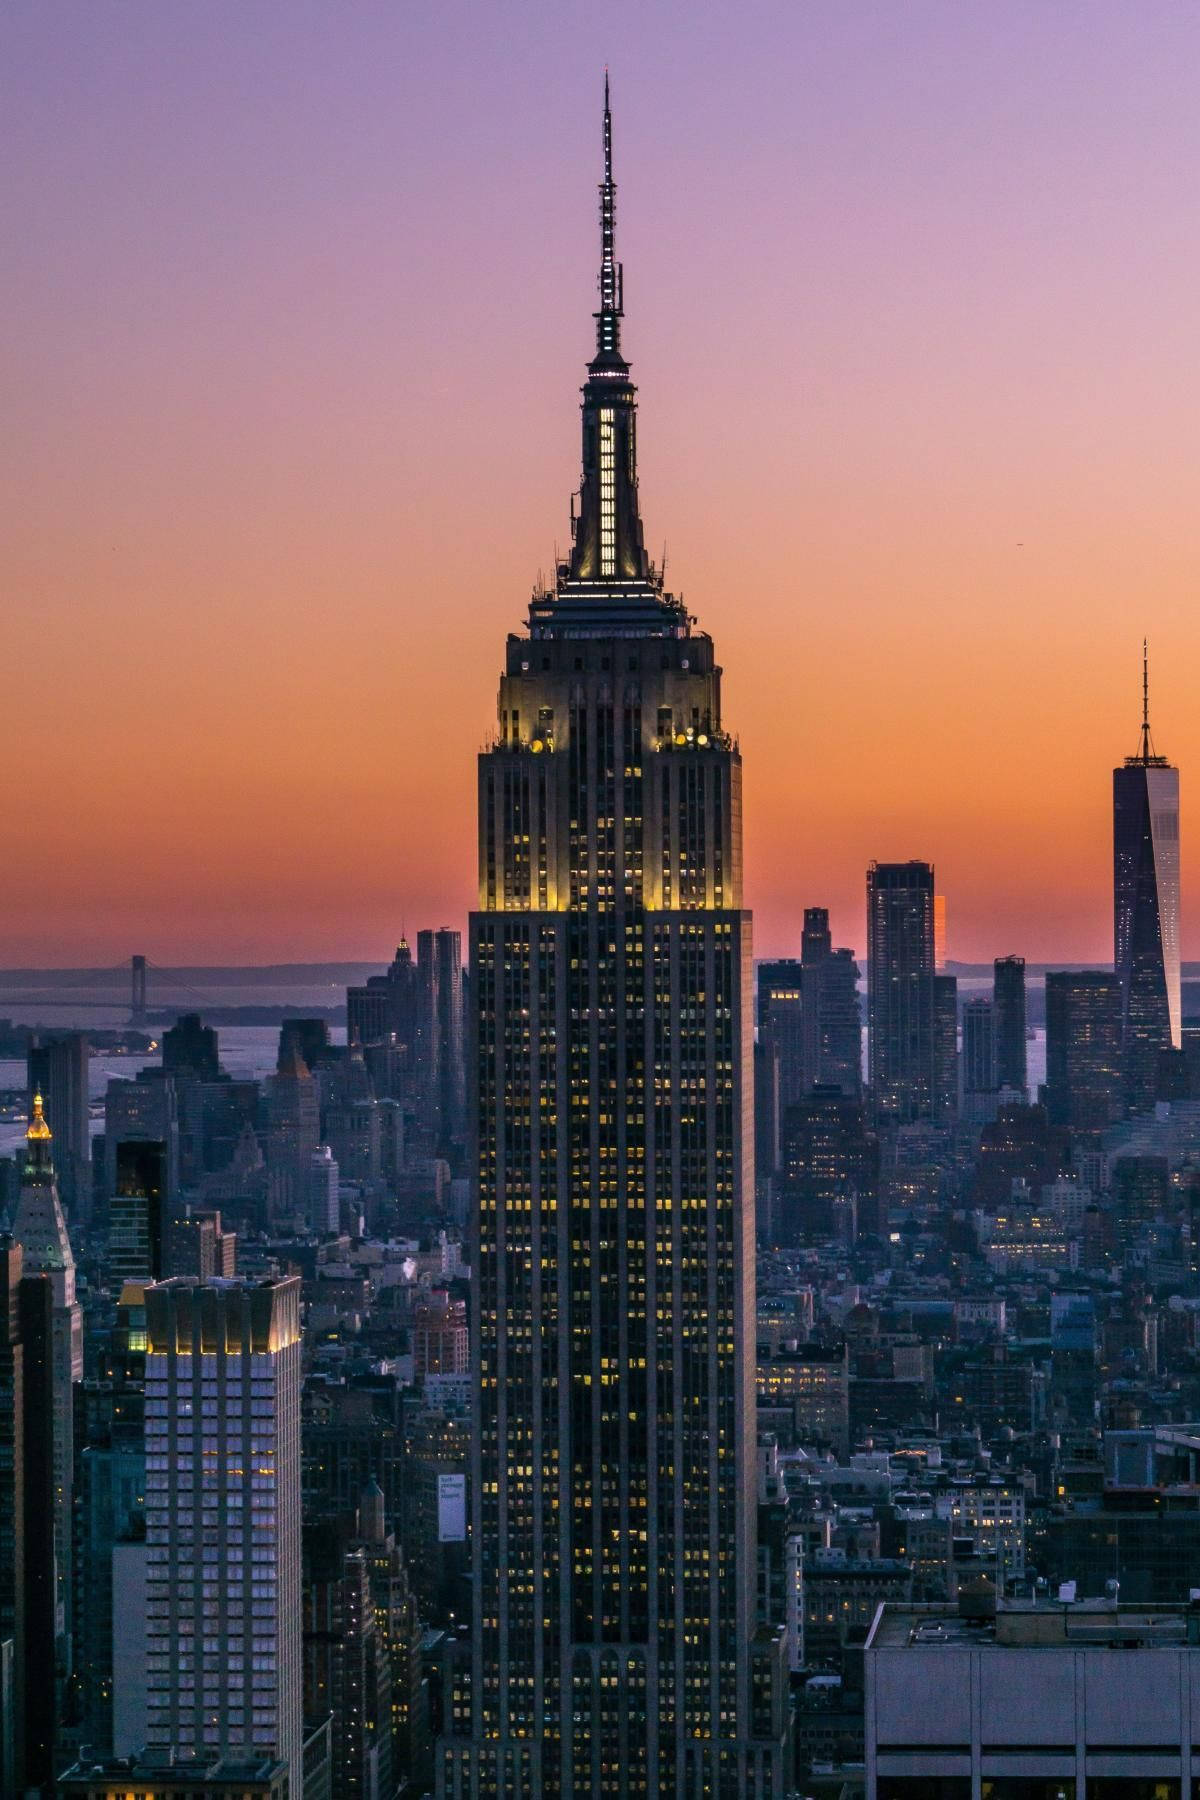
[
  {"x1": 165, "y1": 1207, "x2": 237, "y2": 1280},
  {"x1": 26, "y1": 1031, "x2": 90, "y2": 1215},
  {"x1": 307, "y1": 1145, "x2": 340, "y2": 1235},
  {"x1": 265, "y1": 1047, "x2": 321, "y2": 1217},
  {"x1": 439, "y1": 81, "x2": 787, "y2": 1796},
  {"x1": 104, "y1": 1073, "x2": 179, "y2": 1210},
  {"x1": 11, "y1": 1093, "x2": 83, "y2": 1658},
  {"x1": 757, "y1": 959, "x2": 806, "y2": 1109},
  {"x1": 58, "y1": 1750, "x2": 292, "y2": 1798},
  {"x1": 992, "y1": 955, "x2": 1027, "y2": 1097},
  {"x1": 1115, "y1": 651, "x2": 1182, "y2": 1113},
  {"x1": 866, "y1": 1596, "x2": 1200, "y2": 1798},
  {"x1": 961, "y1": 995, "x2": 998, "y2": 1124},
  {"x1": 0, "y1": 1241, "x2": 57, "y2": 1793},
  {"x1": 0, "y1": 1247, "x2": 23, "y2": 1789},
  {"x1": 74, "y1": 1282, "x2": 148, "y2": 1758},
  {"x1": 867, "y1": 861, "x2": 936, "y2": 1124},
  {"x1": 303, "y1": 1521, "x2": 394, "y2": 1800},
  {"x1": 933, "y1": 971, "x2": 959, "y2": 1124},
  {"x1": 1045, "y1": 971, "x2": 1122, "y2": 1135},
  {"x1": 109, "y1": 1137, "x2": 168, "y2": 1283},
  {"x1": 142, "y1": 1277, "x2": 303, "y2": 1792},
  {"x1": 800, "y1": 914, "x2": 862, "y2": 1098},
  {"x1": 417, "y1": 927, "x2": 466, "y2": 1152},
  {"x1": 16, "y1": 1274, "x2": 55, "y2": 1789},
  {"x1": 779, "y1": 1088, "x2": 880, "y2": 1243},
  {"x1": 759, "y1": 912, "x2": 861, "y2": 1108},
  {"x1": 163, "y1": 1013, "x2": 221, "y2": 1082}
]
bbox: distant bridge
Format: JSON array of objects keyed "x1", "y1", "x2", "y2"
[{"x1": 0, "y1": 956, "x2": 210, "y2": 1027}]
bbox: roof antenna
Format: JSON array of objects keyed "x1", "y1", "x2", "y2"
[{"x1": 1141, "y1": 637, "x2": 1151, "y2": 763}]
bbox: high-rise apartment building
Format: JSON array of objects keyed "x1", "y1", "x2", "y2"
[
  {"x1": 961, "y1": 996, "x2": 997, "y2": 1124},
  {"x1": 933, "y1": 972, "x2": 959, "y2": 1125},
  {"x1": 992, "y1": 955, "x2": 1027, "y2": 1097},
  {"x1": 867, "y1": 861, "x2": 936, "y2": 1124},
  {"x1": 1045, "y1": 971, "x2": 1122, "y2": 1135},
  {"x1": 440, "y1": 82, "x2": 787, "y2": 1797},
  {"x1": 142, "y1": 1278, "x2": 303, "y2": 1792},
  {"x1": 12, "y1": 1094, "x2": 83, "y2": 1657},
  {"x1": 1114, "y1": 651, "x2": 1181, "y2": 1113}
]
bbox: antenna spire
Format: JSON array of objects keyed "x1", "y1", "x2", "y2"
[
  {"x1": 595, "y1": 70, "x2": 623, "y2": 361},
  {"x1": 1142, "y1": 637, "x2": 1151, "y2": 763}
]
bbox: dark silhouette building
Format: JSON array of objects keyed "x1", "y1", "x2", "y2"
[
  {"x1": 780, "y1": 1088, "x2": 880, "y2": 1242},
  {"x1": 758, "y1": 912, "x2": 860, "y2": 1112},
  {"x1": 26, "y1": 1032, "x2": 90, "y2": 1216},
  {"x1": 993, "y1": 954, "x2": 1027, "y2": 1096},
  {"x1": 757, "y1": 959, "x2": 805, "y2": 1110},
  {"x1": 867, "y1": 861, "x2": 936, "y2": 1124},
  {"x1": 933, "y1": 972, "x2": 959, "y2": 1124},
  {"x1": 162, "y1": 1012, "x2": 220, "y2": 1082},
  {"x1": 961, "y1": 996, "x2": 996, "y2": 1103},
  {"x1": 417, "y1": 927, "x2": 466, "y2": 1154},
  {"x1": 439, "y1": 80, "x2": 787, "y2": 1796},
  {"x1": 1114, "y1": 649, "x2": 1181, "y2": 1113},
  {"x1": 109, "y1": 1138, "x2": 168, "y2": 1283},
  {"x1": 1044, "y1": 971, "x2": 1122, "y2": 1135}
]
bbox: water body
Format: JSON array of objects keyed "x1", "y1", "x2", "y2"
[{"x1": 0, "y1": 1021, "x2": 334, "y2": 1158}]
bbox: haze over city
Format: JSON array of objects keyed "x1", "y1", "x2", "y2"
[{"x1": 7, "y1": 0, "x2": 1200, "y2": 965}]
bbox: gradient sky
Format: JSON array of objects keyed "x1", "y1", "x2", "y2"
[{"x1": 5, "y1": 1, "x2": 1200, "y2": 966}]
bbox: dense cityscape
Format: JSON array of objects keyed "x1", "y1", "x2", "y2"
[{"x1": 6, "y1": 41, "x2": 1200, "y2": 1800}]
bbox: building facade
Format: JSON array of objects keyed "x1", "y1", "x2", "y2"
[
  {"x1": 1045, "y1": 972, "x2": 1122, "y2": 1136},
  {"x1": 142, "y1": 1278, "x2": 303, "y2": 1793},
  {"x1": 439, "y1": 82, "x2": 786, "y2": 1798},
  {"x1": 11, "y1": 1093, "x2": 83, "y2": 1661},
  {"x1": 1114, "y1": 656, "x2": 1182, "y2": 1114},
  {"x1": 867, "y1": 862, "x2": 936, "y2": 1125},
  {"x1": 992, "y1": 955, "x2": 1027, "y2": 1098}
]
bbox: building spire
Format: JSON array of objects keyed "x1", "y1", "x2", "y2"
[
  {"x1": 27, "y1": 1090, "x2": 51, "y2": 1143},
  {"x1": 1141, "y1": 637, "x2": 1151, "y2": 763},
  {"x1": 595, "y1": 69, "x2": 623, "y2": 363}
]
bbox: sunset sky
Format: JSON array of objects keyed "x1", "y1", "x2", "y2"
[{"x1": 5, "y1": 2, "x2": 1200, "y2": 966}]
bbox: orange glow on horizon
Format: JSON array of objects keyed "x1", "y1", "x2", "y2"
[{"x1": 5, "y1": 7, "x2": 1199, "y2": 968}]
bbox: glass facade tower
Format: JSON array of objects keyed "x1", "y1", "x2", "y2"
[
  {"x1": 1114, "y1": 655, "x2": 1181, "y2": 1113},
  {"x1": 438, "y1": 81, "x2": 787, "y2": 1800}
]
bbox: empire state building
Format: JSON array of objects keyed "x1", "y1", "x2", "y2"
[{"x1": 438, "y1": 82, "x2": 788, "y2": 1800}]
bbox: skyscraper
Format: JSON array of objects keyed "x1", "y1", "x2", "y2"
[
  {"x1": 866, "y1": 861, "x2": 936, "y2": 1124},
  {"x1": 440, "y1": 81, "x2": 786, "y2": 1797},
  {"x1": 109, "y1": 1137, "x2": 168, "y2": 1283},
  {"x1": 417, "y1": 926, "x2": 467, "y2": 1153},
  {"x1": 993, "y1": 955, "x2": 1027, "y2": 1097},
  {"x1": 11, "y1": 1094, "x2": 83, "y2": 1657},
  {"x1": 26, "y1": 1032, "x2": 90, "y2": 1217},
  {"x1": 1045, "y1": 971, "x2": 1122, "y2": 1135},
  {"x1": 142, "y1": 1277, "x2": 303, "y2": 1791},
  {"x1": 799, "y1": 907, "x2": 862, "y2": 1097},
  {"x1": 1114, "y1": 647, "x2": 1181, "y2": 1113}
]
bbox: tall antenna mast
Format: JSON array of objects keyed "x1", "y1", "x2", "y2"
[{"x1": 1141, "y1": 637, "x2": 1151, "y2": 763}]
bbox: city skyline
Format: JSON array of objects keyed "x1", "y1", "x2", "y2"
[{"x1": 7, "y1": 3, "x2": 1200, "y2": 966}]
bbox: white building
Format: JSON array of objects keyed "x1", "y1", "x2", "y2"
[
  {"x1": 866, "y1": 1595, "x2": 1200, "y2": 1797},
  {"x1": 142, "y1": 1277, "x2": 302, "y2": 1793}
]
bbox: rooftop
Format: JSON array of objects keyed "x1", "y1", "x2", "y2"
[{"x1": 868, "y1": 1598, "x2": 1200, "y2": 1652}]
